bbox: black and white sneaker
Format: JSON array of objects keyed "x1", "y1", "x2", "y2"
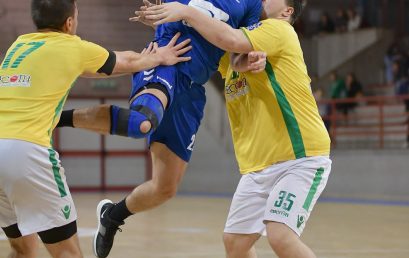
[{"x1": 93, "y1": 199, "x2": 124, "y2": 258}]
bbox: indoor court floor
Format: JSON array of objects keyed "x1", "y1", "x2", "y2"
[{"x1": 1, "y1": 193, "x2": 408, "y2": 258}]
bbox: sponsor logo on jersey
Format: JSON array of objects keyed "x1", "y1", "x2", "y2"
[
  {"x1": 269, "y1": 209, "x2": 289, "y2": 218},
  {"x1": 225, "y1": 71, "x2": 249, "y2": 101},
  {"x1": 246, "y1": 22, "x2": 262, "y2": 31},
  {"x1": 0, "y1": 74, "x2": 31, "y2": 87}
]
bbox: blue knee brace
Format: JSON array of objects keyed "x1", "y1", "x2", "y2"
[{"x1": 110, "y1": 94, "x2": 164, "y2": 138}]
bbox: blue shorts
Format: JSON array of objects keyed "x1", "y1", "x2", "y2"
[
  {"x1": 131, "y1": 67, "x2": 206, "y2": 162},
  {"x1": 132, "y1": 65, "x2": 178, "y2": 105}
]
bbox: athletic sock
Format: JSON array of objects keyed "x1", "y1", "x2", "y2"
[{"x1": 109, "y1": 198, "x2": 133, "y2": 222}]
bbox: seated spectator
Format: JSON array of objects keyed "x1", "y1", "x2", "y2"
[
  {"x1": 329, "y1": 71, "x2": 347, "y2": 100},
  {"x1": 393, "y1": 61, "x2": 409, "y2": 147},
  {"x1": 335, "y1": 8, "x2": 348, "y2": 33},
  {"x1": 403, "y1": 50, "x2": 409, "y2": 77},
  {"x1": 347, "y1": 8, "x2": 362, "y2": 31},
  {"x1": 318, "y1": 12, "x2": 335, "y2": 34},
  {"x1": 343, "y1": 73, "x2": 363, "y2": 115},
  {"x1": 313, "y1": 88, "x2": 331, "y2": 131},
  {"x1": 393, "y1": 60, "x2": 405, "y2": 88},
  {"x1": 385, "y1": 42, "x2": 406, "y2": 84},
  {"x1": 329, "y1": 71, "x2": 347, "y2": 120}
]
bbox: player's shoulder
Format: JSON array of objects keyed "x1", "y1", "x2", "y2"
[
  {"x1": 254, "y1": 19, "x2": 294, "y2": 36},
  {"x1": 244, "y1": 19, "x2": 287, "y2": 30},
  {"x1": 262, "y1": 18, "x2": 291, "y2": 28}
]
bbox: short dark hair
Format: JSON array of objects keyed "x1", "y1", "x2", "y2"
[
  {"x1": 31, "y1": 0, "x2": 76, "y2": 30},
  {"x1": 287, "y1": 0, "x2": 306, "y2": 24}
]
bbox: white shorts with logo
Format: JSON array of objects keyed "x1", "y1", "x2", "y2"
[
  {"x1": 0, "y1": 139, "x2": 77, "y2": 236},
  {"x1": 224, "y1": 156, "x2": 332, "y2": 236}
]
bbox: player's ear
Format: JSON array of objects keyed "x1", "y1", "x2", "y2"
[
  {"x1": 283, "y1": 6, "x2": 294, "y2": 19},
  {"x1": 63, "y1": 16, "x2": 75, "y2": 35}
]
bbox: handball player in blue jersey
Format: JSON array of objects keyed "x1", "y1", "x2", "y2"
[{"x1": 57, "y1": 1, "x2": 264, "y2": 257}]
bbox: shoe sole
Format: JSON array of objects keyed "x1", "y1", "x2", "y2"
[{"x1": 93, "y1": 199, "x2": 113, "y2": 258}]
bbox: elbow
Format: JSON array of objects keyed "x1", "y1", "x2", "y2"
[
  {"x1": 213, "y1": 31, "x2": 241, "y2": 53},
  {"x1": 221, "y1": 35, "x2": 251, "y2": 54},
  {"x1": 221, "y1": 37, "x2": 242, "y2": 53}
]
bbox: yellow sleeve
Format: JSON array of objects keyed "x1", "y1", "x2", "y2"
[
  {"x1": 240, "y1": 19, "x2": 284, "y2": 57},
  {"x1": 80, "y1": 40, "x2": 110, "y2": 73},
  {"x1": 218, "y1": 53, "x2": 230, "y2": 79}
]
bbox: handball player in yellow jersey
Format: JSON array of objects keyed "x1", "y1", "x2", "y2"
[
  {"x1": 0, "y1": 0, "x2": 191, "y2": 257},
  {"x1": 143, "y1": 0, "x2": 331, "y2": 257}
]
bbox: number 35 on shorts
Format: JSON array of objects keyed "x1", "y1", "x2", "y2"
[{"x1": 187, "y1": 134, "x2": 196, "y2": 151}]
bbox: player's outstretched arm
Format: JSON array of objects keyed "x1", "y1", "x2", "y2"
[
  {"x1": 112, "y1": 32, "x2": 191, "y2": 74},
  {"x1": 141, "y1": 2, "x2": 253, "y2": 54},
  {"x1": 81, "y1": 32, "x2": 191, "y2": 78}
]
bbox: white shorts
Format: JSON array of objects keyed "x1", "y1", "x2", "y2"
[
  {"x1": 0, "y1": 139, "x2": 77, "y2": 236},
  {"x1": 224, "y1": 156, "x2": 332, "y2": 236}
]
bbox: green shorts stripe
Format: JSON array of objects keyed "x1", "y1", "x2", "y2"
[
  {"x1": 302, "y1": 167, "x2": 324, "y2": 211},
  {"x1": 48, "y1": 149, "x2": 67, "y2": 197}
]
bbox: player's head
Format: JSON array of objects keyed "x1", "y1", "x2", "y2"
[
  {"x1": 261, "y1": 0, "x2": 306, "y2": 24},
  {"x1": 31, "y1": 0, "x2": 78, "y2": 35}
]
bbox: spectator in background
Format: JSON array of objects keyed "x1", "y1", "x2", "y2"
[
  {"x1": 334, "y1": 8, "x2": 348, "y2": 33},
  {"x1": 318, "y1": 12, "x2": 335, "y2": 34},
  {"x1": 392, "y1": 60, "x2": 405, "y2": 85},
  {"x1": 347, "y1": 8, "x2": 361, "y2": 32},
  {"x1": 393, "y1": 61, "x2": 409, "y2": 147},
  {"x1": 329, "y1": 71, "x2": 347, "y2": 121},
  {"x1": 329, "y1": 71, "x2": 346, "y2": 100},
  {"x1": 384, "y1": 42, "x2": 403, "y2": 84},
  {"x1": 343, "y1": 73, "x2": 363, "y2": 115},
  {"x1": 385, "y1": 43, "x2": 397, "y2": 84},
  {"x1": 403, "y1": 49, "x2": 409, "y2": 77},
  {"x1": 327, "y1": 71, "x2": 346, "y2": 127},
  {"x1": 313, "y1": 87, "x2": 331, "y2": 131}
]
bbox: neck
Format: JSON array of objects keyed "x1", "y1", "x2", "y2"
[
  {"x1": 37, "y1": 28, "x2": 64, "y2": 33},
  {"x1": 269, "y1": 15, "x2": 291, "y2": 24}
]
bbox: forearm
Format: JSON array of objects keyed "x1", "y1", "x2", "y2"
[
  {"x1": 127, "y1": 52, "x2": 161, "y2": 72},
  {"x1": 230, "y1": 53, "x2": 249, "y2": 72},
  {"x1": 183, "y1": 7, "x2": 252, "y2": 53},
  {"x1": 113, "y1": 51, "x2": 162, "y2": 74}
]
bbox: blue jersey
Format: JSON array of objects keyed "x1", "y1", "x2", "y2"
[
  {"x1": 131, "y1": 0, "x2": 262, "y2": 162},
  {"x1": 155, "y1": 0, "x2": 262, "y2": 85}
]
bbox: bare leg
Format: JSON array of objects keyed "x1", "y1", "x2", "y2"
[
  {"x1": 91, "y1": 143, "x2": 185, "y2": 258},
  {"x1": 223, "y1": 233, "x2": 260, "y2": 258},
  {"x1": 7, "y1": 234, "x2": 38, "y2": 258},
  {"x1": 266, "y1": 222, "x2": 316, "y2": 258},
  {"x1": 125, "y1": 142, "x2": 187, "y2": 212},
  {"x1": 73, "y1": 104, "x2": 111, "y2": 134},
  {"x1": 44, "y1": 233, "x2": 83, "y2": 258}
]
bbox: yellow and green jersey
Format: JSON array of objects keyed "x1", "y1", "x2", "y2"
[
  {"x1": 0, "y1": 32, "x2": 109, "y2": 147},
  {"x1": 220, "y1": 19, "x2": 330, "y2": 174}
]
